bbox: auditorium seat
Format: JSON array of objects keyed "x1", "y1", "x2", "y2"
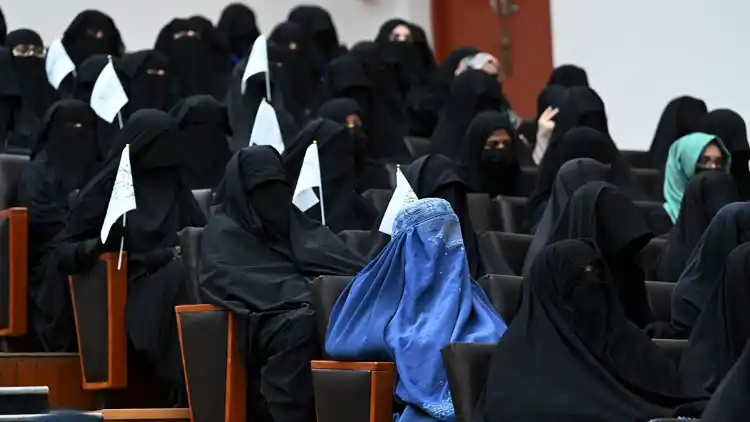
[
  {"x1": 646, "y1": 281, "x2": 676, "y2": 323},
  {"x1": 632, "y1": 168, "x2": 663, "y2": 200},
  {"x1": 191, "y1": 189, "x2": 213, "y2": 220},
  {"x1": 440, "y1": 342, "x2": 495, "y2": 422},
  {"x1": 652, "y1": 339, "x2": 688, "y2": 364},
  {"x1": 620, "y1": 150, "x2": 649, "y2": 168},
  {"x1": 310, "y1": 275, "x2": 395, "y2": 422},
  {"x1": 518, "y1": 167, "x2": 537, "y2": 197},
  {"x1": 494, "y1": 196, "x2": 528, "y2": 234},
  {"x1": 175, "y1": 227, "x2": 247, "y2": 422},
  {"x1": 403, "y1": 136, "x2": 431, "y2": 158},
  {"x1": 68, "y1": 253, "x2": 128, "y2": 390},
  {"x1": 482, "y1": 232, "x2": 532, "y2": 275},
  {"x1": 478, "y1": 275, "x2": 522, "y2": 323},
  {"x1": 641, "y1": 237, "x2": 667, "y2": 280}
]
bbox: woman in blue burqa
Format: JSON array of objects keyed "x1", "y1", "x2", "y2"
[{"x1": 325, "y1": 197, "x2": 507, "y2": 422}]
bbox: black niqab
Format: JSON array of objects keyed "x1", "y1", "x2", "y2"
[
  {"x1": 118, "y1": 50, "x2": 177, "y2": 112},
  {"x1": 546, "y1": 64, "x2": 589, "y2": 87},
  {"x1": 270, "y1": 21, "x2": 318, "y2": 121},
  {"x1": 701, "y1": 108, "x2": 750, "y2": 199},
  {"x1": 4, "y1": 29, "x2": 60, "y2": 118},
  {"x1": 475, "y1": 239, "x2": 704, "y2": 422},
  {"x1": 549, "y1": 85, "x2": 609, "y2": 141},
  {"x1": 170, "y1": 95, "x2": 232, "y2": 189},
  {"x1": 287, "y1": 5, "x2": 343, "y2": 71},
  {"x1": 671, "y1": 201, "x2": 750, "y2": 338},
  {"x1": 656, "y1": 171, "x2": 738, "y2": 282},
  {"x1": 217, "y1": 3, "x2": 260, "y2": 61},
  {"x1": 62, "y1": 10, "x2": 124, "y2": 67},
  {"x1": 647, "y1": 96, "x2": 708, "y2": 170}
]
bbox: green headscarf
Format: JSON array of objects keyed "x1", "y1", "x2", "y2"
[{"x1": 663, "y1": 132, "x2": 731, "y2": 222}]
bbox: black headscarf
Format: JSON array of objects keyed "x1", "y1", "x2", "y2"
[
  {"x1": 672, "y1": 201, "x2": 750, "y2": 338},
  {"x1": 170, "y1": 95, "x2": 232, "y2": 189},
  {"x1": 282, "y1": 118, "x2": 378, "y2": 233},
  {"x1": 0, "y1": 47, "x2": 16, "y2": 147},
  {"x1": 74, "y1": 55, "x2": 109, "y2": 103},
  {"x1": 62, "y1": 10, "x2": 124, "y2": 67},
  {"x1": 117, "y1": 50, "x2": 178, "y2": 112},
  {"x1": 517, "y1": 84, "x2": 569, "y2": 155},
  {"x1": 701, "y1": 108, "x2": 750, "y2": 200},
  {"x1": 524, "y1": 126, "x2": 643, "y2": 232},
  {"x1": 457, "y1": 110, "x2": 522, "y2": 197},
  {"x1": 549, "y1": 85, "x2": 610, "y2": 141},
  {"x1": 154, "y1": 17, "x2": 231, "y2": 99},
  {"x1": 217, "y1": 3, "x2": 260, "y2": 62},
  {"x1": 475, "y1": 239, "x2": 704, "y2": 422},
  {"x1": 405, "y1": 154, "x2": 514, "y2": 278},
  {"x1": 647, "y1": 96, "x2": 708, "y2": 170},
  {"x1": 375, "y1": 19, "x2": 426, "y2": 88},
  {"x1": 680, "y1": 242, "x2": 750, "y2": 397},
  {"x1": 201, "y1": 145, "x2": 365, "y2": 314},
  {"x1": 270, "y1": 21, "x2": 319, "y2": 121},
  {"x1": 287, "y1": 5, "x2": 343, "y2": 72},
  {"x1": 0, "y1": 6, "x2": 5, "y2": 45},
  {"x1": 430, "y1": 69, "x2": 509, "y2": 159},
  {"x1": 409, "y1": 23, "x2": 436, "y2": 74},
  {"x1": 530, "y1": 182, "x2": 655, "y2": 328},
  {"x1": 4, "y1": 29, "x2": 60, "y2": 119},
  {"x1": 656, "y1": 171, "x2": 738, "y2": 282},
  {"x1": 701, "y1": 339, "x2": 750, "y2": 422},
  {"x1": 546, "y1": 64, "x2": 589, "y2": 87}
]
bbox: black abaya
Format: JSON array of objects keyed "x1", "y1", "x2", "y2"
[
  {"x1": 701, "y1": 339, "x2": 750, "y2": 422},
  {"x1": 287, "y1": 5, "x2": 344, "y2": 73},
  {"x1": 548, "y1": 85, "x2": 610, "y2": 141},
  {"x1": 170, "y1": 95, "x2": 232, "y2": 189},
  {"x1": 655, "y1": 171, "x2": 738, "y2": 282},
  {"x1": 270, "y1": 22, "x2": 319, "y2": 122},
  {"x1": 199, "y1": 146, "x2": 365, "y2": 422},
  {"x1": 62, "y1": 10, "x2": 124, "y2": 67},
  {"x1": 701, "y1": 108, "x2": 750, "y2": 199},
  {"x1": 117, "y1": 50, "x2": 178, "y2": 113},
  {"x1": 217, "y1": 3, "x2": 260, "y2": 63},
  {"x1": 671, "y1": 201, "x2": 750, "y2": 338},
  {"x1": 33, "y1": 110, "x2": 206, "y2": 402},
  {"x1": 474, "y1": 239, "x2": 704, "y2": 422},
  {"x1": 3, "y1": 30, "x2": 59, "y2": 120},
  {"x1": 546, "y1": 64, "x2": 589, "y2": 87},
  {"x1": 680, "y1": 242, "x2": 750, "y2": 397},
  {"x1": 647, "y1": 96, "x2": 708, "y2": 170}
]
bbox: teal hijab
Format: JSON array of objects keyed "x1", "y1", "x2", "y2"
[{"x1": 664, "y1": 132, "x2": 731, "y2": 222}]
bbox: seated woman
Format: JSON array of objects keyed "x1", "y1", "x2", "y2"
[
  {"x1": 680, "y1": 242, "x2": 750, "y2": 397},
  {"x1": 200, "y1": 146, "x2": 365, "y2": 422},
  {"x1": 653, "y1": 132, "x2": 731, "y2": 235},
  {"x1": 672, "y1": 202, "x2": 750, "y2": 338},
  {"x1": 647, "y1": 96, "x2": 708, "y2": 171},
  {"x1": 475, "y1": 239, "x2": 705, "y2": 422},
  {"x1": 17, "y1": 100, "x2": 100, "y2": 305},
  {"x1": 655, "y1": 171, "x2": 738, "y2": 282},
  {"x1": 34, "y1": 110, "x2": 206, "y2": 404},
  {"x1": 326, "y1": 198, "x2": 507, "y2": 422},
  {"x1": 170, "y1": 95, "x2": 232, "y2": 190},
  {"x1": 702, "y1": 108, "x2": 750, "y2": 200}
]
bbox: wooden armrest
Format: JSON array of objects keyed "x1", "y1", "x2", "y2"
[
  {"x1": 176, "y1": 304, "x2": 245, "y2": 422},
  {"x1": 311, "y1": 361, "x2": 395, "y2": 371},
  {"x1": 0, "y1": 207, "x2": 27, "y2": 337},
  {"x1": 68, "y1": 252, "x2": 128, "y2": 390}
]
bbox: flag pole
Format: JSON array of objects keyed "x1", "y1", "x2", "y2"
[
  {"x1": 107, "y1": 55, "x2": 125, "y2": 130},
  {"x1": 314, "y1": 140, "x2": 325, "y2": 227},
  {"x1": 116, "y1": 143, "x2": 130, "y2": 270},
  {"x1": 265, "y1": 73, "x2": 272, "y2": 103}
]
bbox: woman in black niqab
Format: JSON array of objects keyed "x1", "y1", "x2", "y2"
[
  {"x1": 546, "y1": 64, "x2": 589, "y2": 87},
  {"x1": 33, "y1": 110, "x2": 206, "y2": 403},
  {"x1": 270, "y1": 21, "x2": 318, "y2": 121},
  {"x1": 62, "y1": 10, "x2": 124, "y2": 67},
  {"x1": 655, "y1": 171, "x2": 738, "y2": 282},
  {"x1": 283, "y1": 118, "x2": 378, "y2": 233},
  {"x1": 548, "y1": 85, "x2": 609, "y2": 141},
  {"x1": 287, "y1": 5, "x2": 344, "y2": 72},
  {"x1": 4, "y1": 30, "x2": 59, "y2": 119},
  {"x1": 701, "y1": 108, "x2": 750, "y2": 199},
  {"x1": 680, "y1": 242, "x2": 750, "y2": 398},
  {"x1": 475, "y1": 239, "x2": 705, "y2": 422},
  {"x1": 523, "y1": 126, "x2": 643, "y2": 232},
  {"x1": 647, "y1": 96, "x2": 708, "y2": 170},
  {"x1": 671, "y1": 201, "x2": 750, "y2": 338},
  {"x1": 200, "y1": 146, "x2": 365, "y2": 422},
  {"x1": 457, "y1": 110, "x2": 523, "y2": 197},
  {"x1": 430, "y1": 69, "x2": 509, "y2": 159},
  {"x1": 217, "y1": 3, "x2": 260, "y2": 64},
  {"x1": 117, "y1": 50, "x2": 177, "y2": 113},
  {"x1": 74, "y1": 55, "x2": 123, "y2": 156},
  {"x1": 170, "y1": 95, "x2": 232, "y2": 189},
  {"x1": 154, "y1": 17, "x2": 231, "y2": 99}
]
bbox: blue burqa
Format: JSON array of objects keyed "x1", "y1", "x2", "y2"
[{"x1": 325, "y1": 198, "x2": 507, "y2": 422}]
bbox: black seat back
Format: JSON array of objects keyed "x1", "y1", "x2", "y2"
[
  {"x1": 466, "y1": 193, "x2": 493, "y2": 232},
  {"x1": 310, "y1": 275, "x2": 354, "y2": 354},
  {"x1": 0, "y1": 154, "x2": 29, "y2": 209},
  {"x1": 494, "y1": 196, "x2": 528, "y2": 234},
  {"x1": 632, "y1": 168, "x2": 663, "y2": 200},
  {"x1": 653, "y1": 338, "x2": 688, "y2": 365},
  {"x1": 441, "y1": 342, "x2": 496, "y2": 422},
  {"x1": 646, "y1": 281, "x2": 675, "y2": 323},
  {"x1": 191, "y1": 189, "x2": 213, "y2": 219},
  {"x1": 363, "y1": 189, "x2": 391, "y2": 214},
  {"x1": 641, "y1": 237, "x2": 668, "y2": 280},
  {"x1": 478, "y1": 275, "x2": 523, "y2": 323},
  {"x1": 482, "y1": 232, "x2": 533, "y2": 275},
  {"x1": 178, "y1": 227, "x2": 205, "y2": 304},
  {"x1": 518, "y1": 166, "x2": 537, "y2": 197},
  {"x1": 404, "y1": 136, "x2": 431, "y2": 158}
]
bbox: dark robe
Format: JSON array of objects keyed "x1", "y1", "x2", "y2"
[
  {"x1": 655, "y1": 171, "x2": 738, "y2": 282},
  {"x1": 170, "y1": 95, "x2": 232, "y2": 189},
  {"x1": 647, "y1": 96, "x2": 708, "y2": 170},
  {"x1": 62, "y1": 10, "x2": 124, "y2": 67},
  {"x1": 548, "y1": 85, "x2": 610, "y2": 141},
  {"x1": 516, "y1": 84, "x2": 569, "y2": 163},
  {"x1": 0, "y1": 46, "x2": 16, "y2": 148},
  {"x1": 0, "y1": 7, "x2": 5, "y2": 45},
  {"x1": 474, "y1": 239, "x2": 705, "y2": 422},
  {"x1": 546, "y1": 64, "x2": 589, "y2": 87},
  {"x1": 700, "y1": 339, "x2": 750, "y2": 422},
  {"x1": 287, "y1": 5, "x2": 345, "y2": 75},
  {"x1": 32, "y1": 110, "x2": 206, "y2": 403},
  {"x1": 199, "y1": 146, "x2": 365, "y2": 422},
  {"x1": 701, "y1": 108, "x2": 750, "y2": 199},
  {"x1": 216, "y1": 3, "x2": 260, "y2": 63},
  {"x1": 270, "y1": 22, "x2": 319, "y2": 123},
  {"x1": 73, "y1": 55, "x2": 122, "y2": 156},
  {"x1": 282, "y1": 118, "x2": 378, "y2": 233},
  {"x1": 671, "y1": 201, "x2": 750, "y2": 338},
  {"x1": 680, "y1": 242, "x2": 750, "y2": 399},
  {"x1": 117, "y1": 50, "x2": 179, "y2": 113}
]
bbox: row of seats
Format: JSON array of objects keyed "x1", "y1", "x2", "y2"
[{"x1": 173, "y1": 225, "x2": 679, "y2": 422}]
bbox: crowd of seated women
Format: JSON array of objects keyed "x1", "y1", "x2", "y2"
[{"x1": 2, "y1": 3, "x2": 750, "y2": 421}]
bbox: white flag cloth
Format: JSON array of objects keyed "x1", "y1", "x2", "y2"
[
  {"x1": 45, "y1": 39, "x2": 76, "y2": 89},
  {"x1": 241, "y1": 34, "x2": 268, "y2": 95},
  {"x1": 100, "y1": 145, "x2": 137, "y2": 243},
  {"x1": 292, "y1": 143, "x2": 322, "y2": 212},
  {"x1": 90, "y1": 61, "x2": 128, "y2": 123},
  {"x1": 379, "y1": 167, "x2": 418, "y2": 235},
  {"x1": 249, "y1": 99, "x2": 285, "y2": 153}
]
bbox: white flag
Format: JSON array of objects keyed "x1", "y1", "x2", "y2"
[
  {"x1": 379, "y1": 167, "x2": 419, "y2": 235},
  {"x1": 45, "y1": 39, "x2": 76, "y2": 89},
  {"x1": 249, "y1": 99, "x2": 285, "y2": 153},
  {"x1": 241, "y1": 34, "x2": 269, "y2": 95},
  {"x1": 292, "y1": 142, "x2": 323, "y2": 213},
  {"x1": 101, "y1": 145, "x2": 136, "y2": 243},
  {"x1": 90, "y1": 60, "x2": 128, "y2": 123}
]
